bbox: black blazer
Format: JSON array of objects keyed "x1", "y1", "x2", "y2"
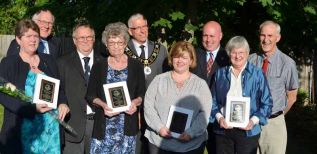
[
  {"x1": 86, "y1": 57, "x2": 145, "y2": 139},
  {"x1": 0, "y1": 53, "x2": 67, "y2": 154},
  {"x1": 192, "y1": 47, "x2": 230, "y2": 89},
  {"x1": 57, "y1": 51, "x2": 104, "y2": 142},
  {"x1": 6, "y1": 36, "x2": 64, "y2": 59}
]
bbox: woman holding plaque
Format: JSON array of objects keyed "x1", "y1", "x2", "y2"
[
  {"x1": 211, "y1": 36, "x2": 272, "y2": 154},
  {"x1": 0, "y1": 19, "x2": 69, "y2": 154},
  {"x1": 144, "y1": 41, "x2": 212, "y2": 153},
  {"x1": 86, "y1": 22, "x2": 145, "y2": 153}
]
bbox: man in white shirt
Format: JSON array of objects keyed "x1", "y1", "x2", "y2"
[{"x1": 58, "y1": 23, "x2": 104, "y2": 154}]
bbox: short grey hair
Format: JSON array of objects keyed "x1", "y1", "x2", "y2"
[
  {"x1": 32, "y1": 9, "x2": 55, "y2": 23},
  {"x1": 127, "y1": 13, "x2": 147, "y2": 28},
  {"x1": 225, "y1": 36, "x2": 250, "y2": 55},
  {"x1": 259, "y1": 20, "x2": 281, "y2": 34},
  {"x1": 102, "y1": 22, "x2": 130, "y2": 45},
  {"x1": 72, "y1": 23, "x2": 95, "y2": 38}
]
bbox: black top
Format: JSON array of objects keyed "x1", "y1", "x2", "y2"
[{"x1": 86, "y1": 57, "x2": 145, "y2": 139}]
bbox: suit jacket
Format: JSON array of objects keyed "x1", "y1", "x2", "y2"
[
  {"x1": 127, "y1": 40, "x2": 167, "y2": 88},
  {"x1": 86, "y1": 57, "x2": 145, "y2": 139},
  {"x1": 0, "y1": 53, "x2": 67, "y2": 154},
  {"x1": 6, "y1": 35, "x2": 64, "y2": 59},
  {"x1": 192, "y1": 47, "x2": 230, "y2": 89},
  {"x1": 57, "y1": 51, "x2": 104, "y2": 142}
]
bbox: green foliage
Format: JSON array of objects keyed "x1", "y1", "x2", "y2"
[{"x1": 296, "y1": 88, "x2": 309, "y2": 105}]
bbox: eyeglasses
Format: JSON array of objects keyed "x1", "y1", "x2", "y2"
[
  {"x1": 36, "y1": 19, "x2": 54, "y2": 27},
  {"x1": 130, "y1": 25, "x2": 148, "y2": 31},
  {"x1": 107, "y1": 41, "x2": 125, "y2": 46},
  {"x1": 75, "y1": 36, "x2": 95, "y2": 42}
]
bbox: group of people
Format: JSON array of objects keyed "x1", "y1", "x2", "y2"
[{"x1": 0, "y1": 8, "x2": 298, "y2": 154}]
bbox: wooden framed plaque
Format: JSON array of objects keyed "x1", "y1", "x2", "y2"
[
  {"x1": 103, "y1": 81, "x2": 131, "y2": 113},
  {"x1": 225, "y1": 96, "x2": 250, "y2": 128},
  {"x1": 166, "y1": 105, "x2": 193, "y2": 138},
  {"x1": 33, "y1": 74, "x2": 60, "y2": 109}
]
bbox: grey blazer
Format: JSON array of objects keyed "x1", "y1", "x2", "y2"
[{"x1": 127, "y1": 39, "x2": 168, "y2": 88}]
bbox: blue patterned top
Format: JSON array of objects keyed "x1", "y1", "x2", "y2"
[{"x1": 90, "y1": 66, "x2": 137, "y2": 154}]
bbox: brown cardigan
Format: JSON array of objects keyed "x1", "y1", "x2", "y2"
[{"x1": 86, "y1": 57, "x2": 145, "y2": 139}]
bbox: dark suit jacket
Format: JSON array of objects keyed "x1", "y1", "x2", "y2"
[
  {"x1": 6, "y1": 36, "x2": 64, "y2": 59},
  {"x1": 86, "y1": 57, "x2": 145, "y2": 139},
  {"x1": 57, "y1": 51, "x2": 104, "y2": 142},
  {"x1": 192, "y1": 47, "x2": 230, "y2": 89},
  {"x1": 0, "y1": 53, "x2": 67, "y2": 154},
  {"x1": 127, "y1": 40, "x2": 167, "y2": 88}
]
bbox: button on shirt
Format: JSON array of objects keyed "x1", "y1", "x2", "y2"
[
  {"x1": 132, "y1": 39, "x2": 148, "y2": 59},
  {"x1": 77, "y1": 51, "x2": 94, "y2": 114},
  {"x1": 248, "y1": 49, "x2": 299, "y2": 114}
]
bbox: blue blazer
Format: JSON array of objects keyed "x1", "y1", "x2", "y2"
[
  {"x1": 0, "y1": 53, "x2": 67, "y2": 153},
  {"x1": 211, "y1": 62, "x2": 273, "y2": 137}
]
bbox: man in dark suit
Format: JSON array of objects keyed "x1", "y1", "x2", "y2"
[
  {"x1": 58, "y1": 23, "x2": 103, "y2": 154},
  {"x1": 6, "y1": 9, "x2": 65, "y2": 59},
  {"x1": 192, "y1": 21, "x2": 230, "y2": 154},
  {"x1": 126, "y1": 13, "x2": 167, "y2": 154}
]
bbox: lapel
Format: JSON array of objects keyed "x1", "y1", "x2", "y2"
[
  {"x1": 71, "y1": 52, "x2": 86, "y2": 80},
  {"x1": 128, "y1": 40, "x2": 138, "y2": 55},
  {"x1": 147, "y1": 41, "x2": 154, "y2": 57}
]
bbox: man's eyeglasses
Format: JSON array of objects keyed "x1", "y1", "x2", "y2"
[
  {"x1": 36, "y1": 19, "x2": 54, "y2": 27},
  {"x1": 107, "y1": 41, "x2": 125, "y2": 46},
  {"x1": 75, "y1": 36, "x2": 95, "y2": 42},
  {"x1": 130, "y1": 25, "x2": 148, "y2": 31}
]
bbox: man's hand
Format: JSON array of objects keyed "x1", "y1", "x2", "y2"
[{"x1": 58, "y1": 104, "x2": 69, "y2": 121}]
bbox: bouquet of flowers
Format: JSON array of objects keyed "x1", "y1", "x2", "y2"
[{"x1": 0, "y1": 76, "x2": 78, "y2": 137}]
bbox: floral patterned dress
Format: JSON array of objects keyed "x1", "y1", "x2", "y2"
[
  {"x1": 21, "y1": 71, "x2": 60, "y2": 154},
  {"x1": 90, "y1": 67, "x2": 136, "y2": 154}
]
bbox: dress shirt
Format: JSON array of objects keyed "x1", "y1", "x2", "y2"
[
  {"x1": 132, "y1": 39, "x2": 148, "y2": 59},
  {"x1": 77, "y1": 50, "x2": 94, "y2": 114},
  {"x1": 41, "y1": 39, "x2": 50, "y2": 54},
  {"x1": 206, "y1": 46, "x2": 220, "y2": 62}
]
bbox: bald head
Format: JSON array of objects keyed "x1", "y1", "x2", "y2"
[{"x1": 202, "y1": 21, "x2": 223, "y2": 51}]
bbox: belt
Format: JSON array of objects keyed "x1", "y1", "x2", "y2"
[
  {"x1": 269, "y1": 111, "x2": 283, "y2": 119},
  {"x1": 86, "y1": 114, "x2": 94, "y2": 120}
]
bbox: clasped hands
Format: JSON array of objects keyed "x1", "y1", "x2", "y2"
[
  {"x1": 158, "y1": 126, "x2": 191, "y2": 142},
  {"x1": 218, "y1": 117, "x2": 254, "y2": 130},
  {"x1": 93, "y1": 98, "x2": 139, "y2": 117}
]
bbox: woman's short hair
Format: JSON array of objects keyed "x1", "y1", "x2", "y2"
[
  {"x1": 15, "y1": 19, "x2": 40, "y2": 38},
  {"x1": 102, "y1": 22, "x2": 130, "y2": 46},
  {"x1": 168, "y1": 41, "x2": 197, "y2": 69},
  {"x1": 225, "y1": 36, "x2": 250, "y2": 55}
]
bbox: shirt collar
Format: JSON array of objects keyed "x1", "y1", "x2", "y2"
[
  {"x1": 207, "y1": 45, "x2": 220, "y2": 58},
  {"x1": 132, "y1": 39, "x2": 148, "y2": 49},
  {"x1": 77, "y1": 50, "x2": 94, "y2": 60}
]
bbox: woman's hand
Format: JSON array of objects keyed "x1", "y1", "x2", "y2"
[
  {"x1": 102, "y1": 103, "x2": 120, "y2": 117},
  {"x1": 93, "y1": 98, "x2": 119, "y2": 117},
  {"x1": 240, "y1": 120, "x2": 254, "y2": 131},
  {"x1": 178, "y1": 132, "x2": 191, "y2": 142},
  {"x1": 35, "y1": 104, "x2": 52, "y2": 113},
  {"x1": 58, "y1": 104, "x2": 70, "y2": 121},
  {"x1": 125, "y1": 98, "x2": 139, "y2": 115},
  {"x1": 159, "y1": 127, "x2": 171, "y2": 138},
  {"x1": 219, "y1": 117, "x2": 233, "y2": 129}
]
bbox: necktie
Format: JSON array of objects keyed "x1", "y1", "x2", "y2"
[
  {"x1": 140, "y1": 45, "x2": 145, "y2": 59},
  {"x1": 83, "y1": 57, "x2": 90, "y2": 83},
  {"x1": 262, "y1": 58, "x2": 269, "y2": 75},
  {"x1": 206, "y1": 52, "x2": 214, "y2": 76},
  {"x1": 38, "y1": 41, "x2": 45, "y2": 53}
]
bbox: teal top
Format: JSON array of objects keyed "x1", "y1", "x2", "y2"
[{"x1": 21, "y1": 71, "x2": 60, "y2": 154}]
